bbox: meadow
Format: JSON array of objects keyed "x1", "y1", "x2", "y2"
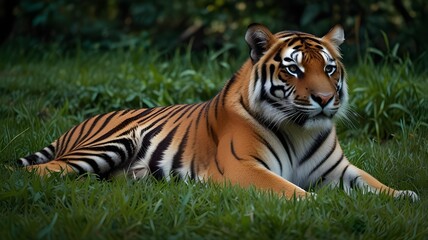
[{"x1": 0, "y1": 44, "x2": 427, "y2": 239}]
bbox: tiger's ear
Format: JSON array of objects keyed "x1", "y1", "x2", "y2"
[
  {"x1": 322, "y1": 25, "x2": 345, "y2": 50},
  {"x1": 245, "y1": 23, "x2": 274, "y2": 63}
]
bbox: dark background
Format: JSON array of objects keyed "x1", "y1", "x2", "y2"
[{"x1": 1, "y1": 0, "x2": 427, "y2": 66}]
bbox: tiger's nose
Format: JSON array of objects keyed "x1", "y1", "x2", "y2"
[{"x1": 311, "y1": 93, "x2": 334, "y2": 108}]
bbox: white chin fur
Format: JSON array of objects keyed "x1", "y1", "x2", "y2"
[{"x1": 303, "y1": 117, "x2": 333, "y2": 130}]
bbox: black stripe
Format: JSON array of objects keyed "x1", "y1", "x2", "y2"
[
  {"x1": 136, "y1": 108, "x2": 167, "y2": 125},
  {"x1": 115, "y1": 138, "x2": 135, "y2": 160},
  {"x1": 174, "y1": 104, "x2": 194, "y2": 123},
  {"x1": 204, "y1": 100, "x2": 211, "y2": 117},
  {"x1": 56, "y1": 128, "x2": 71, "y2": 156},
  {"x1": 204, "y1": 101, "x2": 215, "y2": 139},
  {"x1": 99, "y1": 153, "x2": 116, "y2": 168},
  {"x1": 339, "y1": 165, "x2": 350, "y2": 189},
  {"x1": 91, "y1": 111, "x2": 121, "y2": 138},
  {"x1": 57, "y1": 125, "x2": 78, "y2": 156},
  {"x1": 273, "y1": 51, "x2": 282, "y2": 62},
  {"x1": 60, "y1": 126, "x2": 81, "y2": 155},
  {"x1": 288, "y1": 37, "x2": 300, "y2": 46},
  {"x1": 259, "y1": 64, "x2": 271, "y2": 103},
  {"x1": 350, "y1": 176, "x2": 360, "y2": 189},
  {"x1": 239, "y1": 96, "x2": 252, "y2": 116},
  {"x1": 75, "y1": 111, "x2": 119, "y2": 149},
  {"x1": 308, "y1": 138, "x2": 337, "y2": 176},
  {"x1": 251, "y1": 155, "x2": 270, "y2": 170},
  {"x1": 136, "y1": 122, "x2": 166, "y2": 160},
  {"x1": 276, "y1": 32, "x2": 296, "y2": 38},
  {"x1": 39, "y1": 148, "x2": 52, "y2": 160},
  {"x1": 278, "y1": 70, "x2": 288, "y2": 81},
  {"x1": 128, "y1": 109, "x2": 139, "y2": 115},
  {"x1": 284, "y1": 86, "x2": 294, "y2": 98},
  {"x1": 22, "y1": 154, "x2": 39, "y2": 165},
  {"x1": 91, "y1": 110, "x2": 150, "y2": 144},
  {"x1": 214, "y1": 156, "x2": 224, "y2": 175},
  {"x1": 186, "y1": 104, "x2": 202, "y2": 118},
  {"x1": 269, "y1": 64, "x2": 285, "y2": 98},
  {"x1": 239, "y1": 95, "x2": 286, "y2": 173},
  {"x1": 66, "y1": 161, "x2": 84, "y2": 174},
  {"x1": 299, "y1": 128, "x2": 331, "y2": 165},
  {"x1": 321, "y1": 154, "x2": 344, "y2": 179},
  {"x1": 171, "y1": 125, "x2": 191, "y2": 174},
  {"x1": 283, "y1": 57, "x2": 294, "y2": 62},
  {"x1": 148, "y1": 126, "x2": 178, "y2": 179},
  {"x1": 195, "y1": 105, "x2": 204, "y2": 129},
  {"x1": 230, "y1": 140, "x2": 242, "y2": 160},
  {"x1": 257, "y1": 135, "x2": 283, "y2": 175},
  {"x1": 136, "y1": 107, "x2": 171, "y2": 126},
  {"x1": 68, "y1": 117, "x2": 90, "y2": 151},
  {"x1": 167, "y1": 105, "x2": 189, "y2": 120},
  {"x1": 213, "y1": 95, "x2": 221, "y2": 120},
  {"x1": 252, "y1": 69, "x2": 259, "y2": 92},
  {"x1": 240, "y1": 94, "x2": 276, "y2": 129},
  {"x1": 261, "y1": 64, "x2": 267, "y2": 85},
  {"x1": 74, "y1": 113, "x2": 109, "y2": 148},
  {"x1": 79, "y1": 157, "x2": 101, "y2": 173},
  {"x1": 221, "y1": 74, "x2": 236, "y2": 106},
  {"x1": 47, "y1": 144, "x2": 55, "y2": 156},
  {"x1": 119, "y1": 109, "x2": 133, "y2": 117},
  {"x1": 190, "y1": 156, "x2": 196, "y2": 179},
  {"x1": 272, "y1": 132, "x2": 294, "y2": 167},
  {"x1": 204, "y1": 100, "x2": 212, "y2": 136},
  {"x1": 304, "y1": 37, "x2": 321, "y2": 44},
  {"x1": 293, "y1": 45, "x2": 303, "y2": 50},
  {"x1": 81, "y1": 145, "x2": 127, "y2": 163},
  {"x1": 209, "y1": 126, "x2": 218, "y2": 144}
]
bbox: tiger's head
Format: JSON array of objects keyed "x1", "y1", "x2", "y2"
[{"x1": 245, "y1": 23, "x2": 347, "y2": 130}]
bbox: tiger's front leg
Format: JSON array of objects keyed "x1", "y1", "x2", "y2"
[
  {"x1": 209, "y1": 160, "x2": 313, "y2": 200},
  {"x1": 333, "y1": 164, "x2": 419, "y2": 201},
  {"x1": 208, "y1": 136, "x2": 314, "y2": 200}
]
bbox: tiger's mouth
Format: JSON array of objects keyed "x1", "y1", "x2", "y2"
[{"x1": 290, "y1": 106, "x2": 338, "y2": 126}]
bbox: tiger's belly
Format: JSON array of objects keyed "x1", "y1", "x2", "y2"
[{"x1": 125, "y1": 124, "x2": 215, "y2": 181}]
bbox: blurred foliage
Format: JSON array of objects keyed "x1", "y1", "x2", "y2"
[
  {"x1": 1, "y1": 0, "x2": 427, "y2": 66},
  {"x1": 346, "y1": 59, "x2": 427, "y2": 141}
]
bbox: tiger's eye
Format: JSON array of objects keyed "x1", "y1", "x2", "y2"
[
  {"x1": 325, "y1": 65, "x2": 336, "y2": 75},
  {"x1": 286, "y1": 65, "x2": 300, "y2": 75}
]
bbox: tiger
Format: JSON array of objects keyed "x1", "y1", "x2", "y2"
[{"x1": 18, "y1": 23, "x2": 418, "y2": 201}]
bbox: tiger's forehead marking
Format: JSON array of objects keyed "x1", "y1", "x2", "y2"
[
  {"x1": 282, "y1": 48, "x2": 305, "y2": 72},
  {"x1": 320, "y1": 48, "x2": 336, "y2": 66},
  {"x1": 275, "y1": 35, "x2": 337, "y2": 71}
]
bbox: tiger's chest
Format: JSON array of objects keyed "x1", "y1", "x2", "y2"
[{"x1": 263, "y1": 126, "x2": 341, "y2": 189}]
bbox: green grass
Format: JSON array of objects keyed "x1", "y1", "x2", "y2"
[{"x1": 0, "y1": 45, "x2": 427, "y2": 239}]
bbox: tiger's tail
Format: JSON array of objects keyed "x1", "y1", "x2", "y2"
[{"x1": 17, "y1": 143, "x2": 56, "y2": 166}]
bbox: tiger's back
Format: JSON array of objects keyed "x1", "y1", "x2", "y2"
[
  {"x1": 19, "y1": 23, "x2": 419, "y2": 201},
  {"x1": 20, "y1": 104, "x2": 214, "y2": 179}
]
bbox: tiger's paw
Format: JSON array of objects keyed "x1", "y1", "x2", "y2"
[{"x1": 394, "y1": 190, "x2": 419, "y2": 202}]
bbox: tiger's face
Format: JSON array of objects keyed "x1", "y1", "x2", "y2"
[{"x1": 246, "y1": 24, "x2": 348, "y2": 129}]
